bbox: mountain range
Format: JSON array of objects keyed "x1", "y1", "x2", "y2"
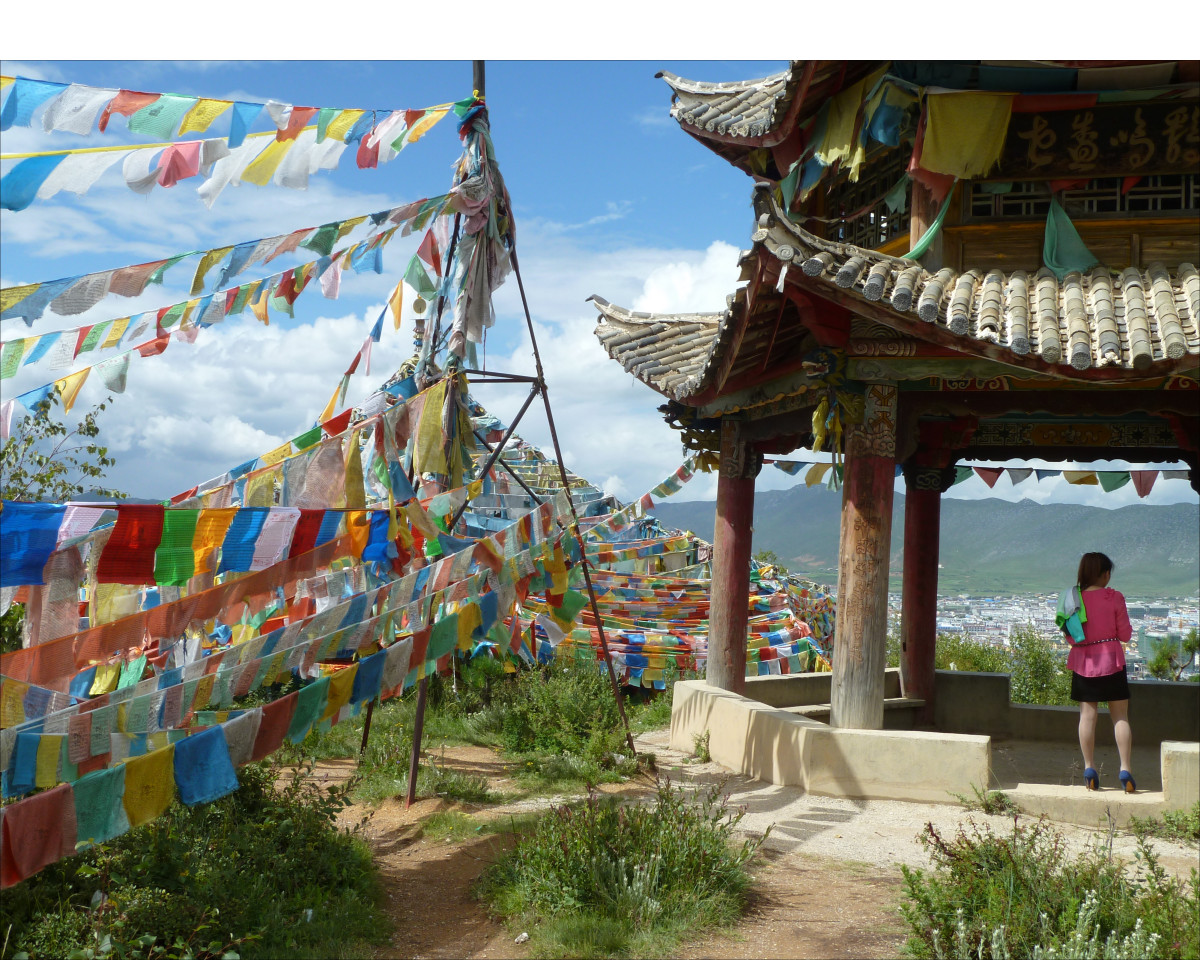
[{"x1": 649, "y1": 484, "x2": 1200, "y2": 599}]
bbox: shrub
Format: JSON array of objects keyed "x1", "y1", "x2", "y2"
[
  {"x1": 480, "y1": 781, "x2": 766, "y2": 956},
  {"x1": 900, "y1": 817, "x2": 1199, "y2": 960},
  {"x1": 1129, "y1": 802, "x2": 1200, "y2": 845},
  {"x1": 495, "y1": 662, "x2": 626, "y2": 762},
  {"x1": 1008, "y1": 624, "x2": 1072, "y2": 706},
  {"x1": 3, "y1": 760, "x2": 389, "y2": 960}
]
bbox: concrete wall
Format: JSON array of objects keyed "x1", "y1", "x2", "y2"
[
  {"x1": 744, "y1": 668, "x2": 902, "y2": 708},
  {"x1": 933, "y1": 671, "x2": 1200, "y2": 748},
  {"x1": 1163, "y1": 741, "x2": 1200, "y2": 810},
  {"x1": 670, "y1": 680, "x2": 990, "y2": 805}
]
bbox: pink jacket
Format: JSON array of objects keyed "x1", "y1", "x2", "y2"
[{"x1": 1066, "y1": 587, "x2": 1132, "y2": 677}]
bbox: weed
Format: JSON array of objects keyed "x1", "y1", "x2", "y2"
[
  {"x1": 1129, "y1": 803, "x2": 1200, "y2": 845},
  {"x1": 420, "y1": 811, "x2": 486, "y2": 843},
  {"x1": 1, "y1": 760, "x2": 389, "y2": 960},
  {"x1": 900, "y1": 817, "x2": 1199, "y2": 959},
  {"x1": 951, "y1": 784, "x2": 1021, "y2": 816},
  {"x1": 479, "y1": 780, "x2": 766, "y2": 957},
  {"x1": 692, "y1": 731, "x2": 712, "y2": 763}
]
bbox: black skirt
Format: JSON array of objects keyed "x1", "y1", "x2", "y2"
[{"x1": 1071, "y1": 668, "x2": 1130, "y2": 703}]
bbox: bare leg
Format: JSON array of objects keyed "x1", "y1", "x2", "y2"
[
  {"x1": 1108, "y1": 699, "x2": 1132, "y2": 773},
  {"x1": 1078, "y1": 701, "x2": 1098, "y2": 770}
]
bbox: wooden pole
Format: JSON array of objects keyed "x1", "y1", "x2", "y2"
[
  {"x1": 900, "y1": 465, "x2": 951, "y2": 726},
  {"x1": 831, "y1": 384, "x2": 898, "y2": 730},
  {"x1": 707, "y1": 420, "x2": 756, "y2": 694},
  {"x1": 359, "y1": 698, "x2": 375, "y2": 756},
  {"x1": 404, "y1": 674, "x2": 428, "y2": 808}
]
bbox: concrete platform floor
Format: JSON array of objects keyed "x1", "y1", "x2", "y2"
[{"x1": 989, "y1": 738, "x2": 1161, "y2": 793}]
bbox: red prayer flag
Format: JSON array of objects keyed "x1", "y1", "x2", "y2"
[
  {"x1": 417, "y1": 230, "x2": 441, "y2": 277},
  {"x1": 96, "y1": 505, "x2": 165, "y2": 584},
  {"x1": 287, "y1": 510, "x2": 325, "y2": 559},
  {"x1": 98, "y1": 90, "x2": 159, "y2": 132},
  {"x1": 1131, "y1": 470, "x2": 1158, "y2": 498},
  {"x1": 322, "y1": 408, "x2": 352, "y2": 436},
  {"x1": 276, "y1": 106, "x2": 318, "y2": 142},
  {"x1": 974, "y1": 467, "x2": 1004, "y2": 489},
  {"x1": 356, "y1": 137, "x2": 379, "y2": 169}
]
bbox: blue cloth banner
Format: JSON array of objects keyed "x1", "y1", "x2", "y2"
[
  {"x1": 350, "y1": 649, "x2": 387, "y2": 705},
  {"x1": 228, "y1": 101, "x2": 263, "y2": 149},
  {"x1": 173, "y1": 726, "x2": 239, "y2": 805},
  {"x1": 1, "y1": 78, "x2": 68, "y2": 130},
  {"x1": 1, "y1": 154, "x2": 68, "y2": 212},
  {"x1": 216, "y1": 508, "x2": 269, "y2": 574},
  {"x1": 1, "y1": 501, "x2": 67, "y2": 586}
]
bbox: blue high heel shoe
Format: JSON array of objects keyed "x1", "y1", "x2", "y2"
[
  {"x1": 1083, "y1": 767, "x2": 1099, "y2": 791},
  {"x1": 1120, "y1": 771, "x2": 1136, "y2": 794}
]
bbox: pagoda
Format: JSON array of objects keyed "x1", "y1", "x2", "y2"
[{"x1": 591, "y1": 60, "x2": 1200, "y2": 730}]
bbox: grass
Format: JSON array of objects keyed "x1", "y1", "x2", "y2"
[
  {"x1": 1129, "y1": 802, "x2": 1200, "y2": 845},
  {"x1": 478, "y1": 781, "x2": 767, "y2": 959},
  {"x1": 950, "y1": 784, "x2": 1021, "y2": 816},
  {"x1": 900, "y1": 816, "x2": 1200, "y2": 959},
  {"x1": 0, "y1": 760, "x2": 389, "y2": 960}
]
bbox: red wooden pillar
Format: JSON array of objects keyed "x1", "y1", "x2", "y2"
[
  {"x1": 899, "y1": 464, "x2": 955, "y2": 724},
  {"x1": 707, "y1": 420, "x2": 759, "y2": 694},
  {"x1": 831, "y1": 384, "x2": 898, "y2": 730}
]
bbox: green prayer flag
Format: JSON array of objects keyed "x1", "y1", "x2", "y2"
[
  {"x1": 954, "y1": 466, "x2": 974, "y2": 485},
  {"x1": 427, "y1": 613, "x2": 459, "y2": 662},
  {"x1": 1, "y1": 340, "x2": 24, "y2": 379},
  {"x1": 117, "y1": 656, "x2": 147, "y2": 691},
  {"x1": 79, "y1": 321, "x2": 109, "y2": 354},
  {"x1": 73, "y1": 766, "x2": 130, "y2": 849},
  {"x1": 127, "y1": 95, "x2": 196, "y2": 139},
  {"x1": 286, "y1": 676, "x2": 330, "y2": 743},
  {"x1": 154, "y1": 509, "x2": 199, "y2": 585},
  {"x1": 316, "y1": 106, "x2": 338, "y2": 143},
  {"x1": 292, "y1": 425, "x2": 322, "y2": 450},
  {"x1": 159, "y1": 302, "x2": 187, "y2": 330},
  {"x1": 903, "y1": 181, "x2": 957, "y2": 261},
  {"x1": 149, "y1": 254, "x2": 188, "y2": 286},
  {"x1": 301, "y1": 223, "x2": 339, "y2": 257},
  {"x1": 1097, "y1": 471, "x2": 1131, "y2": 493},
  {"x1": 404, "y1": 256, "x2": 437, "y2": 299},
  {"x1": 551, "y1": 589, "x2": 589, "y2": 625}
]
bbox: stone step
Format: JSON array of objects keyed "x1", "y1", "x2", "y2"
[{"x1": 781, "y1": 697, "x2": 927, "y2": 721}]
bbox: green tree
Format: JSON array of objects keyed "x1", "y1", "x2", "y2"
[
  {"x1": 1008, "y1": 622, "x2": 1073, "y2": 706},
  {"x1": 1, "y1": 393, "x2": 125, "y2": 653},
  {"x1": 753, "y1": 549, "x2": 789, "y2": 574},
  {"x1": 1147, "y1": 628, "x2": 1200, "y2": 682}
]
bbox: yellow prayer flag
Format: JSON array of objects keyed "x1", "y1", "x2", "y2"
[
  {"x1": 146, "y1": 732, "x2": 169, "y2": 753},
  {"x1": 388, "y1": 281, "x2": 404, "y2": 330},
  {"x1": 0, "y1": 76, "x2": 15, "y2": 91},
  {"x1": 321, "y1": 664, "x2": 358, "y2": 721},
  {"x1": 192, "y1": 507, "x2": 237, "y2": 574},
  {"x1": 258, "y1": 441, "x2": 293, "y2": 467},
  {"x1": 191, "y1": 245, "x2": 234, "y2": 296},
  {"x1": 456, "y1": 603, "x2": 483, "y2": 652},
  {"x1": 1063, "y1": 470, "x2": 1099, "y2": 486},
  {"x1": 241, "y1": 139, "x2": 293, "y2": 186},
  {"x1": 805, "y1": 463, "x2": 832, "y2": 488},
  {"x1": 101, "y1": 317, "x2": 130, "y2": 349},
  {"x1": 1, "y1": 283, "x2": 36, "y2": 314},
  {"x1": 121, "y1": 745, "x2": 176, "y2": 828},
  {"x1": 36, "y1": 735, "x2": 63, "y2": 789},
  {"x1": 230, "y1": 624, "x2": 256, "y2": 646},
  {"x1": 250, "y1": 285, "x2": 270, "y2": 325},
  {"x1": 406, "y1": 108, "x2": 448, "y2": 145},
  {"x1": 56, "y1": 368, "x2": 90, "y2": 414},
  {"x1": 325, "y1": 108, "x2": 365, "y2": 142},
  {"x1": 318, "y1": 380, "x2": 341, "y2": 424},
  {"x1": 179, "y1": 98, "x2": 232, "y2": 135},
  {"x1": 243, "y1": 468, "x2": 276, "y2": 507},
  {"x1": 0, "y1": 680, "x2": 28, "y2": 728},
  {"x1": 193, "y1": 675, "x2": 216, "y2": 710},
  {"x1": 89, "y1": 662, "x2": 120, "y2": 695},
  {"x1": 346, "y1": 510, "x2": 371, "y2": 558}
]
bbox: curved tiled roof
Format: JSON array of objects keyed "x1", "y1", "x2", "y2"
[
  {"x1": 658, "y1": 67, "x2": 796, "y2": 140},
  {"x1": 588, "y1": 297, "x2": 723, "y2": 400},
  {"x1": 749, "y1": 188, "x2": 1200, "y2": 373}
]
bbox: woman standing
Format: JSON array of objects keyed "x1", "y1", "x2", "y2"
[{"x1": 1067, "y1": 552, "x2": 1135, "y2": 792}]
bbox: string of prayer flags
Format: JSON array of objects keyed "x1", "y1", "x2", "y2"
[
  {"x1": 1, "y1": 194, "x2": 448, "y2": 326},
  {"x1": 1, "y1": 73, "x2": 456, "y2": 152}
]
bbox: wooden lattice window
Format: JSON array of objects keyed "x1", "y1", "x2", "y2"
[
  {"x1": 824, "y1": 148, "x2": 912, "y2": 248},
  {"x1": 967, "y1": 174, "x2": 1199, "y2": 221}
]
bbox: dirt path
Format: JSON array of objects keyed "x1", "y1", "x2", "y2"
[{"x1": 312, "y1": 733, "x2": 1195, "y2": 960}]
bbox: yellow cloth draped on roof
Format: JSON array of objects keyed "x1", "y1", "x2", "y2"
[
  {"x1": 814, "y1": 66, "x2": 888, "y2": 181},
  {"x1": 921, "y1": 91, "x2": 1015, "y2": 179}
]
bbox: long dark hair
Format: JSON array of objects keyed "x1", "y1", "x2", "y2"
[{"x1": 1077, "y1": 552, "x2": 1114, "y2": 589}]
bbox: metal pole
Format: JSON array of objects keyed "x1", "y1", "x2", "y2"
[
  {"x1": 509, "y1": 247, "x2": 637, "y2": 757},
  {"x1": 404, "y1": 674, "x2": 428, "y2": 808},
  {"x1": 471, "y1": 428, "x2": 544, "y2": 504},
  {"x1": 448, "y1": 384, "x2": 540, "y2": 530}
]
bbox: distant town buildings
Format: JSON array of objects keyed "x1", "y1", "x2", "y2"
[{"x1": 889, "y1": 594, "x2": 1200, "y2": 680}]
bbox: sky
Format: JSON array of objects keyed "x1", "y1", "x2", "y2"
[{"x1": 2, "y1": 46, "x2": 1197, "y2": 512}]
